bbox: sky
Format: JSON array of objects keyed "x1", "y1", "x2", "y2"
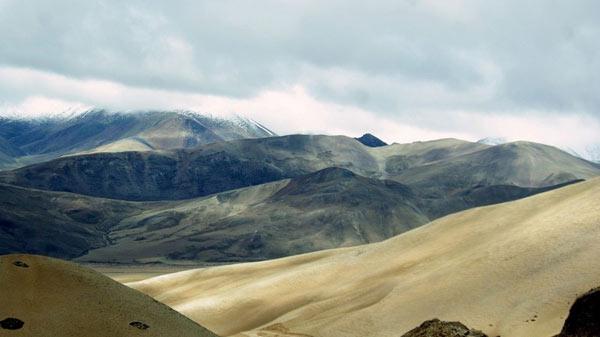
[{"x1": 0, "y1": 0, "x2": 599, "y2": 158}]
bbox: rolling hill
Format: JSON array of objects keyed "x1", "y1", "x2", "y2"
[
  {"x1": 2, "y1": 135, "x2": 596, "y2": 202},
  {"x1": 0, "y1": 183, "x2": 146, "y2": 258},
  {"x1": 0, "y1": 254, "x2": 217, "y2": 337},
  {"x1": 0, "y1": 109, "x2": 275, "y2": 170},
  {"x1": 0, "y1": 167, "x2": 571, "y2": 263},
  {"x1": 129, "y1": 177, "x2": 600, "y2": 337},
  {"x1": 0, "y1": 134, "x2": 384, "y2": 200},
  {"x1": 394, "y1": 141, "x2": 600, "y2": 195},
  {"x1": 78, "y1": 168, "x2": 428, "y2": 263}
]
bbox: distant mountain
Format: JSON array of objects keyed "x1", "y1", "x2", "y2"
[
  {"x1": 80, "y1": 168, "x2": 429, "y2": 263},
  {"x1": 0, "y1": 109, "x2": 275, "y2": 170},
  {"x1": 0, "y1": 135, "x2": 21, "y2": 166},
  {"x1": 0, "y1": 134, "x2": 378, "y2": 200},
  {"x1": 393, "y1": 141, "x2": 600, "y2": 195},
  {"x1": 0, "y1": 168, "x2": 577, "y2": 262},
  {"x1": 477, "y1": 137, "x2": 507, "y2": 145},
  {"x1": 0, "y1": 136, "x2": 489, "y2": 201},
  {"x1": 586, "y1": 144, "x2": 600, "y2": 163},
  {"x1": 2, "y1": 136, "x2": 596, "y2": 202},
  {"x1": 0, "y1": 183, "x2": 144, "y2": 258},
  {"x1": 0, "y1": 168, "x2": 424, "y2": 262},
  {"x1": 355, "y1": 133, "x2": 387, "y2": 147}
]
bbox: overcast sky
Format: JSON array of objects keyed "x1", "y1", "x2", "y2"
[{"x1": 0, "y1": 0, "x2": 599, "y2": 157}]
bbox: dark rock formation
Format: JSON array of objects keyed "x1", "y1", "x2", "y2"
[
  {"x1": 401, "y1": 319, "x2": 487, "y2": 337},
  {"x1": 556, "y1": 287, "x2": 600, "y2": 337},
  {"x1": 355, "y1": 133, "x2": 387, "y2": 147}
]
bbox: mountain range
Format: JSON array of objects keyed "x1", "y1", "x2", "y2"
[
  {"x1": 0, "y1": 109, "x2": 274, "y2": 170},
  {"x1": 0, "y1": 168, "x2": 577, "y2": 263},
  {"x1": 0, "y1": 111, "x2": 599, "y2": 264},
  {"x1": 2, "y1": 110, "x2": 600, "y2": 337},
  {"x1": 2, "y1": 134, "x2": 597, "y2": 202}
]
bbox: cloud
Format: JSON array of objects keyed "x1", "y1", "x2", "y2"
[
  {"x1": 0, "y1": 96, "x2": 91, "y2": 118},
  {"x1": 1, "y1": 0, "x2": 599, "y2": 112},
  {"x1": 1, "y1": 66, "x2": 598, "y2": 157},
  {"x1": 0, "y1": 0, "x2": 599, "y2": 157}
]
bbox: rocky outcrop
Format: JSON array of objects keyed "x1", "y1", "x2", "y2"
[
  {"x1": 556, "y1": 287, "x2": 600, "y2": 337},
  {"x1": 401, "y1": 319, "x2": 487, "y2": 337}
]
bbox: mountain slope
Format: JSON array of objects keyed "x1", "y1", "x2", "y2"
[
  {"x1": 79, "y1": 168, "x2": 428, "y2": 263},
  {"x1": 0, "y1": 110, "x2": 275, "y2": 170},
  {"x1": 394, "y1": 141, "x2": 600, "y2": 194},
  {"x1": 0, "y1": 183, "x2": 146, "y2": 258},
  {"x1": 130, "y1": 178, "x2": 600, "y2": 337},
  {"x1": 0, "y1": 254, "x2": 217, "y2": 337},
  {"x1": 3, "y1": 135, "x2": 595, "y2": 202},
  {"x1": 372, "y1": 138, "x2": 491, "y2": 174},
  {"x1": 0, "y1": 168, "x2": 574, "y2": 263},
  {"x1": 0, "y1": 135, "x2": 378, "y2": 200}
]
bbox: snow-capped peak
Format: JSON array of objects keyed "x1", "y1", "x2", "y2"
[{"x1": 477, "y1": 137, "x2": 508, "y2": 146}]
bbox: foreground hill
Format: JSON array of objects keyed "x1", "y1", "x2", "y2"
[
  {"x1": 1, "y1": 168, "x2": 567, "y2": 263},
  {"x1": 0, "y1": 110, "x2": 274, "y2": 169},
  {"x1": 0, "y1": 254, "x2": 217, "y2": 337},
  {"x1": 130, "y1": 178, "x2": 600, "y2": 337},
  {"x1": 2, "y1": 135, "x2": 596, "y2": 202}
]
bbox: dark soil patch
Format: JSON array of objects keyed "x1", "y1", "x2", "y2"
[
  {"x1": 130, "y1": 321, "x2": 150, "y2": 330},
  {"x1": 12, "y1": 260, "x2": 29, "y2": 268},
  {"x1": 1, "y1": 317, "x2": 24, "y2": 330}
]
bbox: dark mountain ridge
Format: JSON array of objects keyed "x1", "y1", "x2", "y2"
[
  {"x1": 1, "y1": 135, "x2": 597, "y2": 203},
  {"x1": 0, "y1": 168, "x2": 581, "y2": 263}
]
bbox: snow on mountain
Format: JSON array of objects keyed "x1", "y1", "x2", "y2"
[
  {"x1": 0, "y1": 109, "x2": 277, "y2": 169},
  {"x1": 476, "y1": 137, "x2": 508, "y2": 146}
]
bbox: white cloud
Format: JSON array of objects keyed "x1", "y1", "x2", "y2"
[
  {"x1": 0, "y1": 96, "x2": 91, "y2": 119},
  {"x1": 1, "y1": 66, "x2": 598, "y2": 157}
]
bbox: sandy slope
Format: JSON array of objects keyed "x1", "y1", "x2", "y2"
[
  {"x1": 0, "y1": 254, "x2": 218, "y2": 337},
  {"x1": 130, "y1": 178, "x2": 600, "y2": 337}
]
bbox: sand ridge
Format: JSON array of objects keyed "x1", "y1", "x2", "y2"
[{"x1": 130, "y1": 178, "x2": 600, "y2": 337}]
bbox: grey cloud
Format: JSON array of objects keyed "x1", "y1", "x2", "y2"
[{"x1": 0, "y1": 0, "x2": 600, "y2": 120}]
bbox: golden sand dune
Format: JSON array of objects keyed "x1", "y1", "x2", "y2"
[
  {"x1": 0, "y1": 254, "x2": 218, "y2": 337},
  {"x1": 130, "y1": 178, "x2": 600, "y2": 337}
]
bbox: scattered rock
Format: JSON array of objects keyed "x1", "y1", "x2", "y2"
[
  {"x1": 401, "y1": 319, "x2": 488, "y2": 337},
  {"x1": 1, "y1": 317, "x2": 24, "y2": 330},
  {"x1": 130, "y1": 321, "x2": 150, "y2": 330},
  {"x1": 13, "y1": 260, "x2": 29, "y2": 268},
  {"x1": 556, "y1": 287, "x2": 600, "y2": 337}
]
